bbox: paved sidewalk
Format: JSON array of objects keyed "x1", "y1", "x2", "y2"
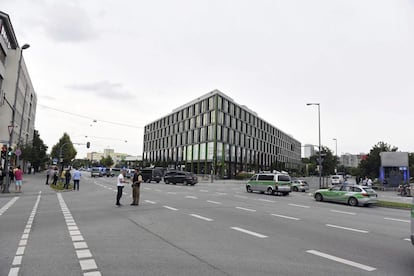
[{"x1": 0, "y1": 171, "x2": 57, "y2": 198}]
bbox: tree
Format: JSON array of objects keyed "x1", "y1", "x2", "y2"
[
  {"x1": 100, "y1": 155, "x2": 114, "y2": 168},
  {"x1": 20, "y1": 130, "x2": 48, "y2": 171},
  {"x1": 309, "y1": 146, "x2": 336, "y2": 176},
  {"x1": 358, "y1": 141, "x2": 398, "y2": 179},
  {"x1": 50, "y1": 133, "x2": 77, "y2": 168}
]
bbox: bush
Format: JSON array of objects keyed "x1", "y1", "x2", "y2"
[{"x1": 50, "y1": 181, "x2": 73, "y2": 191}]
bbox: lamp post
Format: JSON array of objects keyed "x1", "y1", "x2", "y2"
[
  {"x1": 2, "y1": 44, "x2": 30, "y2": 193},
  {"x1": 306, "y1": 103, "x2": 322, "y2": 188},
  {"x1": 333, "y1": 138, "x2": 337, "y2": 174}
]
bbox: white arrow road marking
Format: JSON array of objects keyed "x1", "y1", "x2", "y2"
[{"x1": 306, "y1": 250, "x2": 376, "y2": 272}]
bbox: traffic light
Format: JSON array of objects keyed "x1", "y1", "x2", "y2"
[{"x1": 86, "y1": 142, "x2": 90, "y2": 149}]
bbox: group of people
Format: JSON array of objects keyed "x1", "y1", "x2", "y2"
[
  {"x1": 45, "y1": 167, "x2": 82, "y2": 190},
  {"x1": 116, "y1": 168, "x2": 142, "y2": 206},
  {"x1": 356, "y1": 176, "x2": 373, "y2": 187},
  {"x1": 0, "y1": 166, "x2": 24, "y2": 192}
]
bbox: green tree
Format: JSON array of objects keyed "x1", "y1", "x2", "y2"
[
  {"x1": 50, "y1": 133, "x2": 77, "y2": 168},
  {"x1": 358, "y1": 141, "x2": 398, "y2": 179},
  {"x1": 20, "y1": 130, "x2": 48, "y2": 171},
  {"x1": 100, "y1": 155, "x2": 114, "y2": 167},
  {"x1": 309, "y1": 146, "x2": 336, "y2": 176}
]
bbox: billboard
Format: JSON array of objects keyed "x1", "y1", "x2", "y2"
[{"x1": 380, "y1": 152, "x2": 409, "y2": 167}]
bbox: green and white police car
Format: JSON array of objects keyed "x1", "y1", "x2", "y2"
[
  {"x1": 314, "y1": 184, "x2": 378, "y2": 207},
  {"x1": 246, "y1": 173, "x2": 291, "y2": 196}
]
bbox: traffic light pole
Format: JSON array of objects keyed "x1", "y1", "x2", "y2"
[{"x1": 1, "y1": 147, "x2": 11, "y2": 193}]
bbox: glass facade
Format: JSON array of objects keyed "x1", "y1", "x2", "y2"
[{"x1": 143, "y1": 90, "x2": 302, "y2": 178}]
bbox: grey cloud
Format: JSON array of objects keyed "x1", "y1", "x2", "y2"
[{"x1": 66, "y1": 81, "x2": 135, "y2": 99}]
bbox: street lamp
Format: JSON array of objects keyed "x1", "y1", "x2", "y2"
[
  {"x1": 306, "y1": 103, "x2": 322, "y2": 188},
  {"x1": 2, "y1": 44, "x2": 30, "y2": 193},
  {"x1": 333, "y1": 138, "x2": 338, "y2": 173}
]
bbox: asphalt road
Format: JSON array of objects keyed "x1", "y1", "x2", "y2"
[{"x1": 0, "y1": 173, "x2": 413, "y2": 276}]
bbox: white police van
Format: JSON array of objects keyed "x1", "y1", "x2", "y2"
[{"x1": 246, "y1": 172, "x2": 291, "y2": 196}]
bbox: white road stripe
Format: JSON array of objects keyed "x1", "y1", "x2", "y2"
[
  {"x1": 236, "y1": 207, "x2": 256, "y2": 212},
  {"x1": 231, "y1": 227, "x2": 267, "y2": 238},
  {"x1": 185, "y1": 196, "x2": 198, "y2": 199},
  {"x1": 207, "y1": 200, "x2": 221, "y2": 204},
  {"x1": 271, "y1": 214, "x2": 301, "y2": 220},
  {"x1": 289, "y1": 203, "x2": 310, "y2": 208},
  {"x1": 404, "y1": 238, "x2": 411, "y2": 242},
  {"x1": 144, "y1": 200, "x2": 156, "y2": 204},
  {"x1": 330, "y1": 209, "x2": 356, "y2": 215},
  {"x1": 190, "y1": 214, "x2": 214, "y2": 221},
  {"x1": 326, "y1": 224, "x2": 368, "y2": 233},
  {"x1": 0, "y1": 196, "x2": 19, "y2": 216},
  {"x1": 163, "y1": 206, "x2": 178, "y2": 211},
  {"x1": 257, "y1": 199, "x2": 276, "y2": 203},
  {"x1": 384, "y1": 217, "x2": 410, "y2": 223},
  {"x1": 234, "y1": 195, "x2": 248, "y2": 199},
  {"x1": 306, "y1": 250, "x2": 376, "y2": 271}
]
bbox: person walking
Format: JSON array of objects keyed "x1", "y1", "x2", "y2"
[
  {"x1": 72, "y1": 168, "x2": 81, "y2": 191},
  {"x1": 45, "y1": 167, "x2": 52, "y2": 185},
  {"x1": 14, "y1": 166, "x2": 23, "y2": 193},
  {"x1": 64, "y1": 169, "x2": 71, "y2": 189},
  {"x1": 116, "y1": 169, "x2": 129, "y2": 206},
  {"x1": 131, "y1": 168, "x2": 143, "y2": 206},
  {"x1": 52, "y1": 167, "x2": 59, "y2": 185}
]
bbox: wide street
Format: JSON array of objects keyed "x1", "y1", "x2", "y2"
[{"x1": 0, "y1": 173, "x2": 413, "y2": 276}]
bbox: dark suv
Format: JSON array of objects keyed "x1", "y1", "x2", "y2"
[{"x1": 164, "y1": 171, "x2": 197, "y2": 185}]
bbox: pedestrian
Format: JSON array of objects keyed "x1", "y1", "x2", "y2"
[
  {"x1": 52, "y1": 168, "x2": 59, "y2": 185},
  {"x1": 64, "y1": 169, "x2": 71, "y2": 189},
  {"x1": 362, "y1": 176, "x2": 368, "y2": 186},
  {"x1": 14, "y1": 166, "x2": 23, "y2": 193},
  {"x1": 60, "y1": 169, "x2": 66, "y2": 184},
  {"x1": 0, "y1": 167, "x2": 4, "y2": 188},
  {"x1": 45, "y1": 167, "x2": 52, "y2": 185},
  {"x1": 131, "y1": 168, "x2": 143, "y2": 206},
  {"x1": 116, "y1": 169, "x2": 129, "y2": 206},
  {"x1": 367, "y1": 177, "x2": 373, "y2": 188},
  {"x1": 9, "y1": 167, "x2": 14, "y2": 186},
  {"x1": 72, "y1": 167, "x2": 81, "y2": 191}
]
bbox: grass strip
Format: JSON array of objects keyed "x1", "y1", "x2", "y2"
[{"x1": 377, "y1": 200, "x2": 412, "y2": 210}]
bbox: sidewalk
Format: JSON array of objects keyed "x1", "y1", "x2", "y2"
[{"x1": 0, "y1": 172, "x2": 54, "y2": 198}]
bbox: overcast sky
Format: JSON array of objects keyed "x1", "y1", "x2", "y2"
[{"x1": 3, "y1": 0, "x2": 414, "y2": 159}]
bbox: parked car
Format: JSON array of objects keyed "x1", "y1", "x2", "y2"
[
  {"x1": 291, "y1": 179, "x2": 309, "y2": 192},
  {"x1": 164, "y1": 171, "x2": 197, "y2": 185},
  {"x1": 90, "y1": 167, "x2": 103, "y2": 177},
  {"x1": 331, "y1": 175, "x2": 344, "y2": 185},
  {"x1": 246, "y1": 173, "x2": 291, "y2": 196},
  {"x1": 104, "y1": 168, "x2": 115, "y2": 177},
  {"x1": 142, "y1": 167, "x2": 163, "y2": 183},
  {"x1": 314, "y1": 184, "x2": 378, "y2": 207}
]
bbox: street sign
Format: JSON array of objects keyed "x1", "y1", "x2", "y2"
[{"x1": 15, "y1": 148, "x2": 21, "y2": 156}]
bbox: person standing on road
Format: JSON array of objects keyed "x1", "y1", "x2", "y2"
[
  {"x1": 14, "y1": 166, "x2": 23, "y2": 193},
  {"x1": 131, "y1": 168, "x2": 142, "y2": 206},
  {"x1": 52, "y1": 167, "x2": 59, "y2": 185},
  {"x1": 45, "y1": 167, "x2": 52, "y2": 185},
  {"x1": 64, "y1": 169, "x2": 71, "y2": 189},
  {"x1": 72, "y1": 168, "x2": 81, "y2": 191},
  {"x1": 116, "y1": 169, "x2": 129, "y2": 206}
]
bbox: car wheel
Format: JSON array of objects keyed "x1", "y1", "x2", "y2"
[
  {"x1": 246, "y1": 185, "x2": 253, "y2": 193},
  {"x1": 315, "y1": 193, "x2": 323, "y2": 201},
  {"x1": 348, "y1": 197, "x2": 358, "y2": 207},
  {"x1": 282, "y1": 192, "x2": 289, "y2": 196},
  {"x1": 267, "y1": 187, "x2": 274, "y2": 195},
  {"x1": 293, "y1": 186, "x2": 298, "y2": 192},
  {"x1": 156, "y1": 181, "x2": 160, "y2": 183}
]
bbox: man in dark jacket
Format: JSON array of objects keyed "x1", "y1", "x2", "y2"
[{"x1": 131, "y1": 168, "x2": 142, "y2": 206}]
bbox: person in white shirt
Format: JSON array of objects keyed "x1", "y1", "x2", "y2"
[{"x1": 116, "y1": 169, "x2": 129, "y2": 206}]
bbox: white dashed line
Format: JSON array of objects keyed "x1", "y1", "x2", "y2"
[
  {"x1": 326, "y1": 224, "x2": 368, "y2": 234},
  {"x1": 163, "y1": 206, "x2": 179, "y2": 211},
  {"x1": 190, "y1": 214, "x2": 214, "y2": 221},
  {"x1": 257, "y1": 199, "x2": 276, "y2": 203},
  {"x1": 185, "y1": 196, "x2": 198, "y2": 199},
  {"x1": 144, "y1": 200, "x2": 156, "y2": 204},
  {"x1": 0, "y1": 196, "x2": 19, "y2": 216},
  {"x1": 8, "y1": 192, "x2": 40, "y2": 276},
  {"x1": 231, "y1": 227, "x2": 267, "y2": 238},
  {"x1": 234, "y1": 195, "x2": 248, "y2": 199},
  {"x1": 57, "y1": 193, "x2": 101, "y2": 276},
  {"x1": 288, "y1": 203, "x2": 310, "y2": 208},
  {"x1": 236, "y1": 207, "x2": 256, "y2": 212},
  {"x1": 271, "y1": 214, "x2": 301, "y2": 220},
  {"x1": 384, "y1": 217, "x2": 410, "y2": 223},
  {"x1": 307, "y1": 250, "x2": 376, "y2": 271},
  {"x1": 330, "y1": 209, "x2": 356, "y2": 215},
  {"x1": 207, "y1": 200, "x2": 222, "y2": 204}
]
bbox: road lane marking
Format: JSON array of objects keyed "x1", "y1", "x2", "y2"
[
  {"x1": 58, "y1": 193, "x2": 101, "y2": 276},
  {"x1": 163, "y1": 206, "x2": 178, "y2": 211},
  {"x1": 236, "y1": 207, "x2": 256, "y2": 212},
  {"x1": 200, "y1": 190, "x2": 209, "y2": 192},
  {"x1": 257, "y1": 199, "x2": 276, "y2": 203},
  {"x1": 288, "y1": 203, "x2": 310, "y2": 208},
  {"x1": 306, "y1": 250, "x2": 376, "y2": 271},
  {"x1": 404, "y1": 238, "x2": 411, "y2": 242},
  {"x1": 190, "y1": 214, "x2": 214, "y2": 222},
  {"x1": 0, "y1": 196, "x2": 19, "y2": 216},
  {"x1": 271, "y1": 214, "x2": 301, "y2": 220},
  {"x1": 8, "y1": 192, "x2": 40, "y2": 276},
  {"x1": 326, "y1": 224, "x2": 368, "y2": 233},
  {"x1": 216, "y1": 192, "x2": 227, "y2": 196},
  {"x1": 207, "y1": 200, "x2": 222, "y2": 204},
  {"x1": 154, "y1": 189, "x2": 162, "y2": 192},
  {"x1": 231, "y1": 227, "x2": 267, "y2": 238},
  {"x1": 330, "y1": 209, "x2": 356, "y2": 215},
  {"x1": 384, "y1": 217, "x2": 410, "y2": 223},
  {"x1": 234, "y1": 195, "x2": 248, "y2": 199},
  {"x1": 144, "y1": 200, "x2": 156, "y2": 204},
  {"x1": 185, "y1": 196, "x2": 198, "y2": 199}
]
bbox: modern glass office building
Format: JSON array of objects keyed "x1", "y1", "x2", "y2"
[{"x1": 143, "y1": 90, "x2": 302, "y2": 178}]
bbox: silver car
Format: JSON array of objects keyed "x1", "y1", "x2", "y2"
[{"x1": 291, "y1": 179, "x2": 309, "y2": 192}]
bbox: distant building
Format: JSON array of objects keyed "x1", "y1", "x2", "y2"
[
  {"x1": 87, "y1": 148, "x2": 139, "y2": 165},
  {"x1": 339, "y1": 153, "x2": 366, "y2": 168},
  {"x1": 303, "y1": 144, "x2": 315, "y2": 158},
  {"x1": 143, "y1": 90, "x2": 302, "y2": 178}
]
